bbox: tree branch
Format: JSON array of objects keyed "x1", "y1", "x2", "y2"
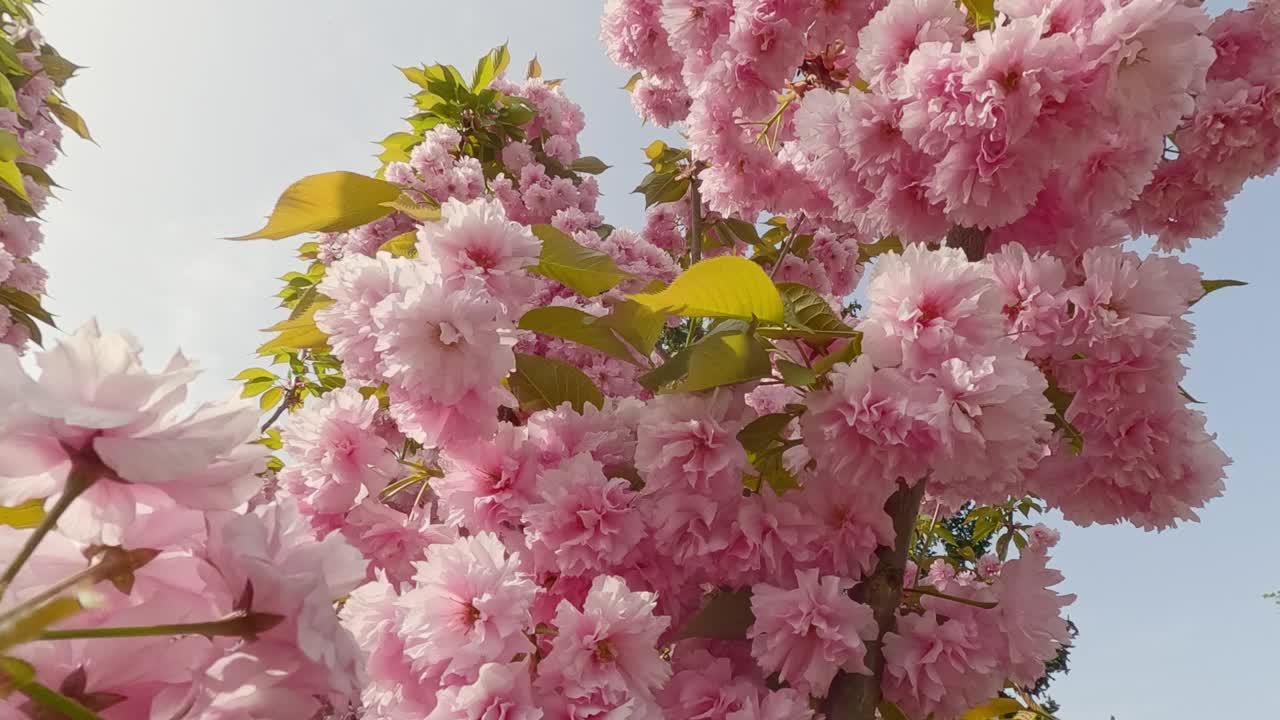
[{"x1": 821, "y1": 479, "x2": 927, "y2": 720}]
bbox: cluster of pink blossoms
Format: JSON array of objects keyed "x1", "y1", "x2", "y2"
[
  {"x1": 604, "y1": 0, "x2": 1280, "y2": 256},
  {"x1": 0, "y1": 323, "x2": 365, "y2": 719},
  {"x1": 0, "y1": 26, "x2": 68, "y2": 351}
]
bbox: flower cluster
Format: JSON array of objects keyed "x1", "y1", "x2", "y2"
[{"x1": 0, "y1": 323, "x2": 365, "y2": 720}]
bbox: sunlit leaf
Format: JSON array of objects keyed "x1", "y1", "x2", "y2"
[
  {"x1": 381, "y1": 193, "x2": 441, "y2": 222},
  {"x1": 530, "y1": 224, "x2": 633, "y2": 296},
  {"x1": 518, "y1": 306, "x2": 642, "y2": 365},
  {"x1": 630, "y1": 256, "x2": 785, "y2": 324},
  {"x1": 857, "y1": 235, "x2": 903, "y2": 263},
  {"x1": 232, "y1": 171, "x2": 401, "y2": 241},
  {"x1": 508, "y1": 353, "x2": 605, "y2": 413},
  {"x1": 376, "y1": 131, "x2": 421, "y2": 167},
  {"x1": 1192, "y1": 278, "x2": 1246, "y2": 306},
  {"x1": 961, "y1": 697, "x2": 1024, "y2": 720},
  {"x1": 0, "y1": 500, "x2": 43, "y2": 529},
  {"x1": 257, "y1": 297, "x2": 333, "y2": 355},
  {"x1": 960, "y1": 0, "x2": 998, "y2": 27},
  {"x1": 378, "y1": 230, "x2": 419, "y2": 258},
  {"x1": 46, "y1": 99, "x2": 92, "y2": 142},
  {"x1": 259, "y1": 386, "x2": 285, "y2": 412},
  {"x1": 675, "y1": 331, "x2": 773, "y2": 393},
  {"x1": 812, "y1": 335, "x2": 864, "y2": 375},
  {"x1": 472, "y1": 43, "x2": 510, "y2": 91}
]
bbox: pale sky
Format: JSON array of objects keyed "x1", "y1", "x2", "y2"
[{"x1": 33, "y1": 2, "x2": 1278, "y2": 717}]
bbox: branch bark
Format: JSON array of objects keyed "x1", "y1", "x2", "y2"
[
  {"x1": 822, "y1": 226, "x2": 990, "y2": 719},
  {"x1": 821, "y1": 479, "x2": 927, "y2": 720}
]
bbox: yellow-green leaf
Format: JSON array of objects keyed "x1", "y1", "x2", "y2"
[
  {"x1": 376, "y1": 131, "x2": 421, "y2": 167},
  {"x1": 518, "y1": 306, "x2": 642, "y2": 365},
  {"x1": 257, "y1": 297, "x2": 333, "y2": 355},
  {"x1": 857, "y1": 235, "x2": 903, "y2": 263},
  {"x1": 600, "y1": 299, "x2": 666, "y2": 358},
  {"x1": 0, "y1": 500, "x2": 43, "y2": 529},
  {"x1": 378, "y1": 230, "x2": 419, "y2": 258},
  {"x1": 960, "y1": 0, "x2": 998, "y2": 27},
  {"x1": 629, "y1": 256, "x2": 785, "y2": 324},
  {"x1": 232, "y1": 367, "x2": 277, "y2": 382},
  {"x1": 232, "y1": 171, "x2": 401, "y2": 241},
  {"x1": 46, "y1": 100, "x2": 92, "y2": 142},
  {"x1": 0, "y1": 595, "x2": 86, "y2": 654},
  {"x1": 777, "y1": 282, "x2": 853, "y2": 334},
  {"x1": 675, "y1": 331, "x2": 773, "y2": 393},
  {"x1": 623, "y1": 71, "x2": 644, "y2": 92},
  {"x1": 0, "y1": 74, "x2": 15, "y2": 113},
  {"x1": 568, "y1": 156, "x2": 610, "y2": 175},
  {"x1": 259, "y1": 386, "x2": 285, "y2": 412},
  {"x1": 472, "y1": 43, "x2": 511, "y2": 90},
  {"x1": 961, "y1": 698, "x2": 1025, "y2": 720},
  {"x1": 530, "y1": 224, "x2": 633, "y2": 296},
  {"x1": 1193, "y1": 278, "x2": 1247, "y2": 306},
  {"x1": 0, "y1": 130, "x2": 21, "y2": 163},
  {"x1": 777, "y1": 359, "x2": 817, "y2": 388},
  {"x1": 526, "y1": 55, "x2": 542, "y2": 79},
  {"x1": 382, "y1": 192, "x2": 442, "y2": 222},
  {"x1": 878, "y1": 701, "x2": 910, "y2": 720},
  {"x1": 812, "y1": 335, "x2": 863, "y2": 375},
  {"x1": 508, "y1": 352, "x2": 604, "y2": 413}
]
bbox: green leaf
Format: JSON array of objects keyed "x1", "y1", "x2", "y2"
[
  {"x1": 878, "y1": 701, "x2": 911, "y2": 720},
  {"x1": 638, "y1": 347, "x2": 692, "y2": 392},
  {"x1": 812, "y1": 335, "x2": 864, "y2": 375},
  {"x1": 0, "y1": 74, "x2": 16, "y2": 113},
  {"x1": 240, "y1": 378, "x2": 275, "y2": 399},
  {"x1": 961, "y1": 698, "x2": 1024, "y2": 720},
  {"x1": 232, "y1": 171, "x2": 401, "y2": 240},
  {"x1": 233, "y1": 367, "x2": 278, "y2": 382},
  {"x1": 0, "y1": 287, "x2": 53, "y2": 325},
  {"x1": 675, "y1": 332, "x2": 773, "y2": 393},
  {"x1": 382, "y1": 193, "x2": 442, "y2": 222},
  {"x1": 629, "y1": 256, "x2": 785, "y2": 324},
  {"x1": 1193, "y1": 278, "x2": 1246, "y2": 306},
  {"x1": 259, "y1": 386, "x2": 285, "y2": 412},
  {"x1": 376, "y1": 131, "x2": 421, "y2": 167},
  {"x1": 508, "y1": 352, "x2": 605, "y2": 413},
  {"x1": 0, "y1": 39, "x2": 26, "y2": 77},
  {"x1": 530, "y1": 224, "x2": 633, "y2": 296},
  {"x1": 472, "y1": 43, "x2": 511, "y2": 90},
  {"x1": 737, "y1": 413, "x2": 796, "y2": 453},
  {"x1": 959, "y1": 0, "x2": 998, "y2": 27},
  {"x1": 17, "y1": 162, "x2": 58, "y2": 190},
  {"x1": 777, "y1": 359, "x2": 817, "y2": 388},
  {"x1": 568, "y1": 156, "x2": 610, "y2": 175},
  {"x1": 38, "y1": 45, "x2": 82, "y2": 85},
  {"x1": 47, "y1": 100, "x2": 93, "y2": 142},
  {"x1": 677, "y1": 589, "x2": 755, "y2": 640},
  {"x1": 1043, "y1": 373, "x2": 1083, "y2": 455},
  {"x1": 378, "y1": 230, "x2": 419, "y2": 258},
  {"x1": 399, "y1": 65, "x2": 431, "y2": 88},
  {"x1": 857, "y1": 235, "x2": 903, "y2": 263},
  {"x1": 519, "y1": 306, "x2": 645, "y2": 365},
  {"x1": 257, "y1": 297, "x2": 333, "y2": 355},
  {"x1": 777, "y1": 282, "x2": 854, "y2": 334},
  {"x1": 0, "y1": 500, "x2": 43, "y2": 529},
  {"x1": 633, "y1": 169, "x2": 689, "y2": 208},
  {"x1": 600, "y1": 299, "x2": 666, "y2": 358}
]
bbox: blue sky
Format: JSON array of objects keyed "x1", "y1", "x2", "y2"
[{"x1": 34, "y1": 2, "x2": 1276, "y2": 717}]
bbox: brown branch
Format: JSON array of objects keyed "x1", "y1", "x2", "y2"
[
  {"x1": 821, "y1": 479, "x2": 927, "y2": 720},
  {"x1": 822, "y1": 226, "x2": 990, "y2": 719}
]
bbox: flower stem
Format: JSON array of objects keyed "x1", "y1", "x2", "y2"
[
  {"x1": 0, "y1": 470, "x2": 93, "y2": 602},
  {"x1": 903, "y1": 585, "x2": 999, "y2": 610},
  {"x1": 37, "y1": 611, "x2": 284, "y2": 641}
]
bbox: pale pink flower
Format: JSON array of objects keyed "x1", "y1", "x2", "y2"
[
  {"x1": 748, "y1": 569, "x2": 877, "y2": 697},
  {"x1": 0, "y1": 321, "x2": 265, "y2": 542},
  {"x1": 417, "y1": 197, "x2": 540, "y2": 311},
  {"x1": 856, "y1": 0, "x2": 968, "y2": 91},
  {"x1": 341, "y1": 499, "x2": 456, "y2": 587},
  {"x1": 316, "y1": 252, "x2": 423, "y2": 383},
  {"x1": 436, "y1": 422, "x2": 541, "y2": 531},
  {"x1": 398, "y1": 532, "x2": 537, "y2": 682},
  {"x1": 427, "y1": 661, "x2": 543, "y2": 720},
  {"x1": 859, "y1": 244, "x2": 1004, "y2": 370},
  {"x1": 539, "y1": 575, "x2": 672, "y2": 702},
  {"x1": 882, "y1": 610, "x2": 1002, "y2": 720},
  {"x1": 991, "y1": 549, "x2": 1076, "y2": 685},
  {"x1": 635, "y1": 392, "x2": 748, "y2": 501},
  {"x1": 281, "y1": 387, "x2": 399, "y2": 514},
  {"x1": 523, "y1": 453, "x2": 645, "y2": 577}
]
